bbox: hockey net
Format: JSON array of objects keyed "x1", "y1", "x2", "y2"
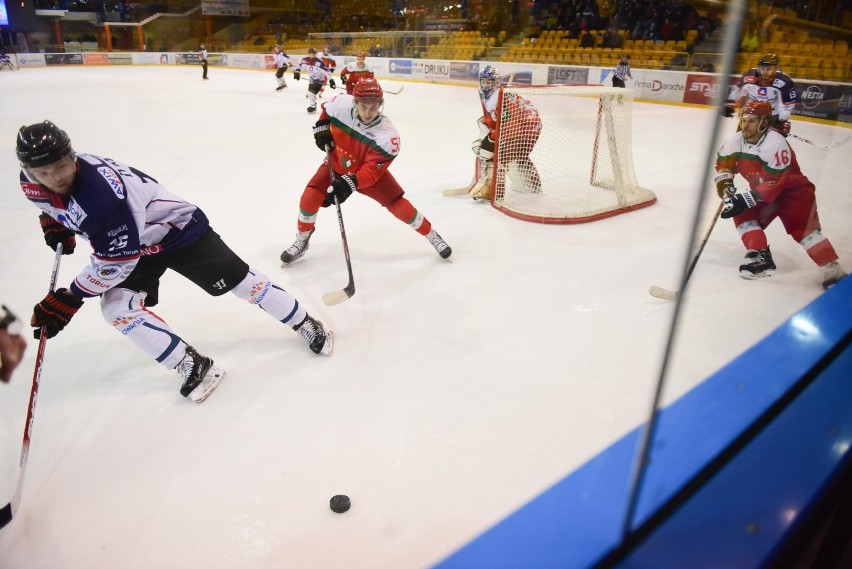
[{"x1": 480, "y1": 84, "x2": 656, "y2": 224}]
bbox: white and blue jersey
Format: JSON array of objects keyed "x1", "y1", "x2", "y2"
[{"x1": 19, "y1": 153, "x2": 209, "y2": 298}]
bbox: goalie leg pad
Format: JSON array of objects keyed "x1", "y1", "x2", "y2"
[
  {"x1": 469, "y1": 162, "x2": 493, "y2": 201},
  {"x1": 506, "y1": 160, "x2": 542, "y2": 194}
]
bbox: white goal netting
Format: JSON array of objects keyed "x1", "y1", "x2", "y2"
[{"x1": 484, "y1": 84, "x2": 656, "y2": 224}]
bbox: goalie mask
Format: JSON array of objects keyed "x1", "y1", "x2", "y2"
[{"x1": 479, "y1": 65, "x2": 501, "y2": 99}]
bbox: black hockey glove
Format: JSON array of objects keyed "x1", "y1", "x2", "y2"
[
  {"x1": 293, "y1": 69, "x2": 301, "y2": 81},
  {"x1": 31, "y1": 288, "x2": 84, "y2": 339},
  {"x1": 313, "y1": 119, "x2": 334, "y2": 152},
  {"x1": 721, "y1": 189, "x2": 761, "y2": 219},
  {"x1": 721, "y1": 104, "x2": 735, "y2": 118},
  {"x1": 478, "y1": 134, "x2": 495, "y2": 161},
  {"x1": 340, "y1": 75, "x2": 347, "y2": 85},
  {"x1": 39, "y1": 213, "x2": 76, "y2": 254},
  {"x1": 324, "y1": 174, "x2": 357, "y2": 207},
  {"x1": 329, "y1": 78, "x2": 337, "y2": 89}
]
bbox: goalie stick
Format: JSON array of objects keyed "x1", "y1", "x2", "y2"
[
  {"x1": 0, "y1": 244, "x2": 64, "y2": 529},
  {"x1": 649, "y1": 202, "x2": 724, "y2": 301},
  {"x1": 321, "y1": 147, "x2": 356, "y2": 306},
  {"x1": 442, "y1": 186, "x2": 470, "y2": 197}
]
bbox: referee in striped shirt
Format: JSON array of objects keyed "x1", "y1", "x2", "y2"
[{"x1": 613, "y1": 54, "x2": 632, "y2": 88}]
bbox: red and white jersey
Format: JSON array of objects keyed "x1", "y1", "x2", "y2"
[
  {"x1": 297, "y1": 56, "x2": 331, "y2": 83},
  {"x1": 479, "y1": 88, "x2": 542, "y2": 138},
  {"x1": 321, "y1": 94, "x2": 400, "y2": 189},
  {"x1": 320, "y1": 51, "x2": 337, "y2": 73},
  {"x1": 340, "y1": 61, "x2": 376, "y2": 94},
  {"x1": 728, "y1": 68, "x2": 797, "y2": 121},
  {"x1": 716, "y1": 128, "x2": 813, "y2": 203},
  {"x1": 273, "y1": 51, "x2": 291, "y2": 69}
]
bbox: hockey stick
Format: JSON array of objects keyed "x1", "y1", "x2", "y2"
[
  {"x1": 0, "y1": 244, "x2": 64, "y2": 529},
  {"x1": 788, "y1": 132, "x2": 850, "y2": 150},
  {"x1": 321, "y1": 147, "x2": 355, "y2": 306},
  {"x1": 442, "y1": 186, "x2": 470, "y2": 197},
  {"x1": 649, "y1": 202, "x2": 723, "y2": 301},
  {"x1": 384, "y1": 86, "x2": 404, "y2": 95}
]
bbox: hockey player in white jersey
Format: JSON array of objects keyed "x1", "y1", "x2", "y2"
[
  {"x1": 723, "y1": 53, "x2": 797, "y2": 137},
  {"x1": 16, "y1": 121, "x2": 333, "y2": 403},
  {"x1": 272, "y1": 45, "x2": 292, "y2": 91},
  {"x1": 293, "y1": 48, "x2": 332, "y2": 113},
  {"x1": 318, "y1": 45, "x2": 337, "y2": 98}
]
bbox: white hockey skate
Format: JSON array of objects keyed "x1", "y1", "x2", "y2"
[{"x1": 426, "y1": 230, "x2": 452, "y2": 259}]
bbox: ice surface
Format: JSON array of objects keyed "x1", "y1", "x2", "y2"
[{"x1": 0, "y1": 65, "x2": 849, "y2": 568}]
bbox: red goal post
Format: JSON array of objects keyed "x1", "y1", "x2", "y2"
[{"x1": 480, "y1": 84, "x2": 656, "y2": 224}]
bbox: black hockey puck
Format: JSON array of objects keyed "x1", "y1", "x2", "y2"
[{"x1": 330, "y1": 494, "x2": 351, "y2": 513}]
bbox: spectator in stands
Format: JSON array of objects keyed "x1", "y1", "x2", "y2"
[
  {"x1": 660, "y1": 18, "x2": 673, "y2": 41},
  {"x1": 602, "y1": 28, "x2": 620, "y2": 48},
  {"x1": 580, "y1": 30, "x2": 595, "y2": 48},
  {"x1": 741, "y1": 29, "x2": 759, "y2": 53}
]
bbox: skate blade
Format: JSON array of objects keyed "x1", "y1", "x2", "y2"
[
  {"x1": 321, "y1": 330, "x2": 334, "y2": 356},
  {"x1": 739, "y1": 269, "x2": 775, "y2": 280},
  {"x1": 189, "y1": 366, "x2": 226, "y2": 403}
]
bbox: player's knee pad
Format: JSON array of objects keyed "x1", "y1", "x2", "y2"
[{"x1": 101, "y1": 288, "x2": 149, "y2": 332}]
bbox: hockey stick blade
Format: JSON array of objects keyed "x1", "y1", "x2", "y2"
[
  {"x1": 649, "y1": 285, "x2": 678, "y2": 301},
  {"x1": 442, "y1": 186, "x2": 470, "y2": 197},
  {"x1": 385, "y1": 86, "x2": 404, "y2": 95},
  {"x1": 322, "y1": 285, "x2": 354, "y2": 306}
]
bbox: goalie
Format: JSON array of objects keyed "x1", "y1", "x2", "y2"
[{"x1": 469, "y1": 65, "x2": 543, "y2": 200}]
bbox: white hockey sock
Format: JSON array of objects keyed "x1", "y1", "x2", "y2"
[
  {"x1": 101, "y1": 287, "x2": 188, "y2": 370},
  {"x1": 230, "y1": 268, "x2": 307, "y2": 327}
]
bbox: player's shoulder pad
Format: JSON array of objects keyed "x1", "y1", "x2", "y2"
[{"x1": 773, "y1": 72, "x2": 794, "y2": 86}]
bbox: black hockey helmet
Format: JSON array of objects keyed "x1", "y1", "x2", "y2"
[{"x1": 16, "y1": 120, "x2": 74, "y2": 168}]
